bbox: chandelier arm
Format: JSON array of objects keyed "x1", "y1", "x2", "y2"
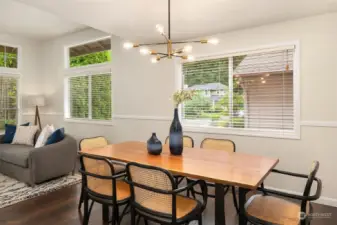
[
  {"x1": 139, "y1": 43, "x2": 168, "y2": 46},
  {"x1": 161, "y1": 33, "x2": 170, "y2": 42},
  {"x1": 157, "y1": 53, "x2": 169, "y2": 56},
  {"x1": 171, "y1": 41, "x2": 201, "y2": 44}
]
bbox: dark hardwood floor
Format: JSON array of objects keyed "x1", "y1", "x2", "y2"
[{"x1": 0, "y1": 183, "x2": 336, "y2": 225}]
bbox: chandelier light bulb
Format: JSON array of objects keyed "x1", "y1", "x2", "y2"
[
  {"x1": 187, "y1": 55, "x2": 195, "y2": 61},
  {"x1": 183, "y1": 45, "x2": 193, "y2": 53},
  {"x1": 151, "y1": 56, "x2": 159, "y2": 63},
  {"x1": 123, "y1": 42, "x2": 134, "y2": 49},
  {"x1": 140, "y1": 47, "x2": 151, "y2": 55},
  {"x1": 208, "y1": 38, "x2": 219, "y2": 45},
  {"x1": 156, "y1": 24, "x2": 165, "y2": 34}
]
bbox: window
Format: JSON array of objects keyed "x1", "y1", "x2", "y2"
[
  {"x1": 0, "y1": 76, "x2": 18, "y2": 130},
  {"x1": 65, "y1": 37, "x2": 112, "y2": 122},
  {"x1": 68, "y1": 38, "x2": 111, "y2": 68},
  {"x1": 0, "y1": 45, "x2": 18, "y2": 69},
  {"x1": 181, "y1": 46, "x2": 297, "y2": 138},
  {"x1": 67, "y1": 73, "x2": 112, "y2": 120}
]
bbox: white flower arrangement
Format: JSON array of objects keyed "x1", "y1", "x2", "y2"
[{"x1": 172, "y1": 90, "x2": 196, "y2": 108}]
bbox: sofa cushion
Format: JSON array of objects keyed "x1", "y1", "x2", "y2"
[{"x1": 0, "y1": 144, "x2": 34, "y2": 168}]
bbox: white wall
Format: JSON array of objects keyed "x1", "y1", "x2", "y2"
[
  {"x1": 37, "y1": 13, "x2": 337, "y2": 206},
  {"x1": 0, "y1": 34, "x2": 43, "y2": 119}
]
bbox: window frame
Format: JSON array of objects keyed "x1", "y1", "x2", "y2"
[
  {"x1": 0, "y1": 73, "x2": 21, "y2": 133},
  {"x1": 0, "y1": 42, "x2": 21, "y2": 72},
  {"x1": 175, "y1": 41, "x2": 300, "y2": 139},
  {"x1": 64, "y1": 36, "x2": 113, "y2": 125},
  {"x1": 64, "y1": 36, "x2": 112, "y2": 70}
]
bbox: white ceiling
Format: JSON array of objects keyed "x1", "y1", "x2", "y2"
[
  {"x1": 9, "y1": 0, "x2": 337, "y2": 42},
  {"x1": 0, "y1": 0, "x2": 86, "y2": 40}
]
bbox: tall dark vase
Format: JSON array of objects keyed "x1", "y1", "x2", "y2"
[{"x1": 169, "y1": 108, "x2": 183, "y2": 155}]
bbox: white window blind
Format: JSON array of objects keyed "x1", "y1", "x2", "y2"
[
  {"x1": 67, "y1": 72, "x2": 112, "y2": 121},
  {"x1": 0, "y1": 76, "x2": 18, "y2": 130},
  {"x1": 182, "y1": 47, "x2": 295, "y2": 135}
]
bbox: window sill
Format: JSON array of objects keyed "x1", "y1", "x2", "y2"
[
  {"x1": 183, "y1": 124, "x2": 300, "y2": 140},
  {"x1": 64, "y1": 118, "x2": 114, "y2": 126}
]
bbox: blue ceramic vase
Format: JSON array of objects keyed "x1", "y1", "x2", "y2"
[
  {"x1": 169, "y1": 108, "x2": 183, "y2": 155},
  {"x1": 147, "y1": 133, "x2": 162, "y2": 155}
]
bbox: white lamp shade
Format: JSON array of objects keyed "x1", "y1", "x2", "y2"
[{"x1": 28, "y1": 95, "x2": 46, "y2": 107}]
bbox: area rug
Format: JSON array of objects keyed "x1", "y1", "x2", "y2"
[{"x1": 0, "y1": 173, "x2": 81, "y2": 208}]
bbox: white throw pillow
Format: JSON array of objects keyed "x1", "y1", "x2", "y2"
[
  {"x1": 12, "y1": 126, "x2": 39, "y2": 146},
  {"x1": 35, "y1": 124, "x2": 55, "y2": 148}
]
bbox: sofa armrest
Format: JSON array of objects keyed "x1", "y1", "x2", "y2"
[{"x1": 29, "y1": 135, "x2": 78, "y2": 184}]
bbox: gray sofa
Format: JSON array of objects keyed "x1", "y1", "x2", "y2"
[{"x1": 0, "y1": 134, "x2": 77, "y2": 186}]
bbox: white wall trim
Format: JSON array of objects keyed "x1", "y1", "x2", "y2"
[
  {"x1": 265, "y1": 186, "x2": 337, "y2": 207},
  {"x1": 22, "y1": 112, "x2": 63, "y2": 116},
  {"x1": 21, "y1": 112, "x2": 337, "y2": 128},
  {"x1": 113, "y1": 114, "x2": 171, "y2": 121},
  {"x1": 64, "y1": 118, "x2": 114, "y2": 126},
  {"x1": 301, "y1": 121, "x2": 337, "y2": 128}
]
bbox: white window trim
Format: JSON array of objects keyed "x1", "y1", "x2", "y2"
[
  {"x1": 64, "y1": 70, "x2": 113, "y2": 123},
  {"x1": 175, "y1": 41, "x2": 301, "y2": 139},
  {"x1": 64, "y1": 36, "x2": 111, "y2": 70},
  {"x1": 0, "y1": 43, "x2": 22, "y2": 128},
  {"x1": 64, "y1": 36, "x2": 113, "y2": 124}
]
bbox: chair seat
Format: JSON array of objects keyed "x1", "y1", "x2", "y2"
[
  {"x1": 245, "y1": 194, "x2": 305, "y2": 225},
  {"x1": 140, "y1": 195, "x2": 199, "y2": 219},
  {"x1": 90, "y1": 180, "x2": 131, "y2": 201}
]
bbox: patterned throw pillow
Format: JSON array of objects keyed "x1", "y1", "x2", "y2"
[
  {"x1": 12, "y1": 126, "x2": 39, "y2": 146},
  {"x1": 35, "y1": 125, "x2": 55, "y2": 148}
]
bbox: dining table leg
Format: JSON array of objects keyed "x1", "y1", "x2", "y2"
[
  {"x1": 102, "y1": 204, "x2": 109, "y2": 222},
  {"x1": 238, "y1": 187, "x2": 249, "y2": 225},
  {"x1": 215, "y1": 183, "x2": 226, "y2": 225}
]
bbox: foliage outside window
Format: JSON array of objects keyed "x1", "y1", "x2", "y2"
[
  {"x1": 0, "y1": 45, "x2": 18, "y2": 69},
  {"x1": 182, "y1": 48, "x2": 295, "y2": 133},
  {"x1": 69, "y1": 74, "x2": 112, "y2": 120},
  {"x1": 66, "y1": 37, "x2": 112, "y2": 121},
  {"x1": 0, "y1": 77, "x2": 17, "y2": 130},
  {"x1": 68, "y1": 38, "x2": 111, "y2": 68}
]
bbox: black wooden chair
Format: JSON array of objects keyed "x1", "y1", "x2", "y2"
[
  {"x1": 78, "y1": 136, "x2": 126, "y2": 210},
  {"x1": 244, "y1": 161, "x2": 322, "y2": 225},
  {"x1": 126, "y1": 162, "x2": 208, "y2": 225},
  {"x1": 165, "y1": 135, "x2": 194, "y2": 185},
  {"x1": 79, "y1": 154, "x2": 130, "y2": 225},
  {"x1": 187, "y1": 138, "x2": 239, "y2": 213}
]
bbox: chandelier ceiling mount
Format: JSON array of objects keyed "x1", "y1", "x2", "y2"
[{"x1": 123, "y1": 0, "x2": 219, "y2": 63}]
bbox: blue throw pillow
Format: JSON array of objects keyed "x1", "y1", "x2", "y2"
[
  {"x1": 46, "y1": 128, "x2": 65, "y2": 145},
  {"x1": 3, "y1": 123, "x2": 30, "y2": 144}
]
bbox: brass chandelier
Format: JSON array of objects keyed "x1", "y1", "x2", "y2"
[{"x1": 123, "y1": 0, "x2": 219, "y2": 63}]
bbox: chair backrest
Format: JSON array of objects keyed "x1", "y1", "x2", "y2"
[
  {"x1": 79, "y1": 136, "x2": 108, "y2": 151},
  {"x1": 165, "y1": 135, "x2": 194, "y2": 148},
  {"x1": 201, "y1": 138, "x2": 236, "y2": 153},
  {"x1": 126, "y1": 162, "x2": 176, "y2": 219},
  {"x1": 303, "y1": 161, "x2": 319, "y2": 198},
  {"x1": 79, "y1": 154, "x2": 116, "y2": 198}
]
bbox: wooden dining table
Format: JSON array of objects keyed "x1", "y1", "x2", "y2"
[{"x1": 80, "y1": 141, "x2": 279, "y2": 225}]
